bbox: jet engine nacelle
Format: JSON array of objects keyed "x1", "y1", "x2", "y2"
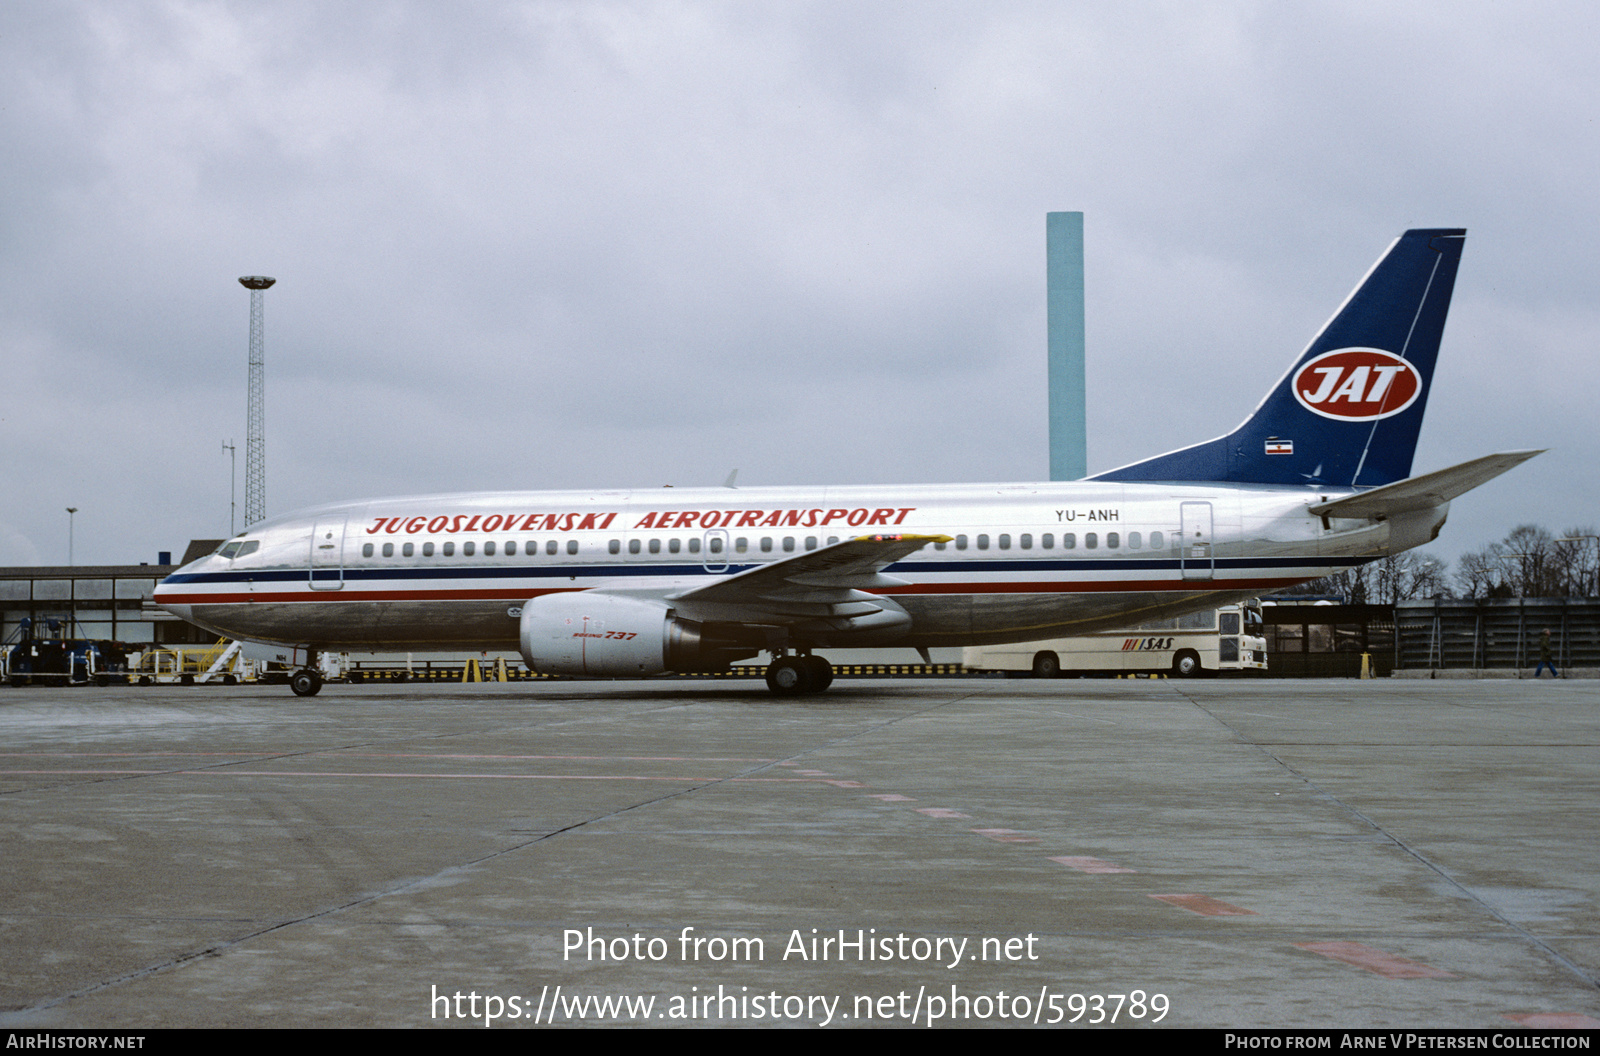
[{"x1": 518, "y1": 593, "x2": 706, "y2": 677}]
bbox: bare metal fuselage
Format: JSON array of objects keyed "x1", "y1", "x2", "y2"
[{"x1": 155, "y1": 480, "x2": 1411, "y2": 655}]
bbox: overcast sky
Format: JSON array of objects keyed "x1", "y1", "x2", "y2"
[{"x1": 3, "y1": 1, "x2": 1595, "y2": 569}]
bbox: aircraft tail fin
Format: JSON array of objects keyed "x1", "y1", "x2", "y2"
[{"x1": 1092, "y1": 229, "x2": 1466, "y2": 488}]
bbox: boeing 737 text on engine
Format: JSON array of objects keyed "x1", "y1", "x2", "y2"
[{"x1": 155, "y1": 229, "x2": 1539, "y2": 696}]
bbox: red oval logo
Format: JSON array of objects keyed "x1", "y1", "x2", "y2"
[{"x1": 1291, "y1": 348, "x2": 1421, "y2": 421}]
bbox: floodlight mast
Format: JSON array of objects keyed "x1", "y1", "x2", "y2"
[{"x1": 239, "y1": 276, "x2": 275, "y2": 528}]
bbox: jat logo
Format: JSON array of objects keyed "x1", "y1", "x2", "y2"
[{"x1": 1291, "y1": 348, "x2": 1422, "y2": 421}]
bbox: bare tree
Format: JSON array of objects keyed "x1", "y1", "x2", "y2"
[
  {"x1": 1453, "y1": 543, "x2": 1504, "y2": 600},
  {"x1": 1555, "y1": 527, "x2": 1600, "y2": 597},
  {"x1": 1285, "y1": 550, "x2": 1445, "y2": 604}
]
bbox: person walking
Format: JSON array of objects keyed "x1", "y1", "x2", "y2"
[{"x1": 1532, "y1": 628, "x2": 1559, "y2": 678}]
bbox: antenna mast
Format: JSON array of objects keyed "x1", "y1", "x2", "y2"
[{"x1": 239, "y1": 276, "x2": 275, "y2": 526}]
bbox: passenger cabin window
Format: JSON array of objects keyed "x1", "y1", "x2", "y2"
[
  {"x1": 1106, "y1": 532, "x2": 1119, "y2": 549},
  {"x1": 566, "y1": 540, "x2": 578, "y2": 555},
  {"x1": 382, "y1": 543, "x2": 394, "y2": 557},
  {"x1": 506, "y1": 541, "x2": 517, "y2": 555},
  {"x1": 1020, "y1": 534, "x2": 1032, "y2": 549},
  {"x1": 628, "y1": 540, "x2": 641, "y2": 554},
  {"x1": 362, "y1": 543, "x2": 374, "y2": 558},
  {"x1": 688, "y1": 538, "x2": 701, "y2": 554},
  {"x1": 1129, "y1": 532, "x2": 1142, "y2": 550},
  {"x1": 669, "y1": 539, "x2": 681, "y2": 553},
  {"x1": 1042, "y1": 533, "x2": 1054, "y2": 549},
  {"x1": 443, "y1": 542, "x2": 455, "y2": 556},
  {"x1": 1062, "y1": 533, "x2": 1075, "y2": 549},
  {"x1": 1085, "y1": 533, "x2": 1098, "y2": 549},
  {"x1": 402, "y1": 542, "x2": 414, "y2": 557},
  {"x1": 484, "y1": 541, "x2": 496, "y2": 556},
  {"x1": 463, "y1": 542, "x2": 475, "y2": 556},
  {"x1": 649, "y1": 539, "x2": 661, "y2": 554},
  {"x1": 977, "y1": 534, "x2": 990, "y2": 550},
  {"x1": 1150, "y1": 531, "x2": 1164, "y2": 550},
  {"x1": 609, "y1": 540, "x2": 621, "y2": 554},
  {"x1": 423, "y1": 542, "x2": 434, "y2": 557}
]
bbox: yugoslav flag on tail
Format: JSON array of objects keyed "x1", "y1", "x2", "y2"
[{"x1": 1093, "y1": 228, "x2": 1466, "y2": 488}]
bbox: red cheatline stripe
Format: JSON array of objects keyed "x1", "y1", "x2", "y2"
[
  {"x1": 1150, "y1": 893, "x2": 1255, "y2": 916},
  {"x1": 156, "y1": 576, "x2": 1313, "y2": 606},
  {"x1": 1294, "y1": 942, "x2": 1455, "y2": 978}
]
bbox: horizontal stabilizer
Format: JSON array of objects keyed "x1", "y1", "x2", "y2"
[{"x1": 1307, "y1": 450, "x2": 1544, "y2": 519}]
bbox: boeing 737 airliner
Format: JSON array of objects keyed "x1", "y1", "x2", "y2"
[{"x1": 156, "y1": 229, "x2": 1539, "y2": 696}]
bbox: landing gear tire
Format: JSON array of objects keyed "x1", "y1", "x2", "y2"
[
  {"x1": 1031, "y1": 652, "x2": 1061, "y2": 679},
  {"x1": 765, "y1": 656, "x2": 813, "y2": 696},
  {"x1": 802, "y1": 655, "x2": 833, "y2": 692},
  {"x1": 1172, "y1": 650, "x2": 1203, "y2": 678},
  {"x1": 290, "y1": 668, "x2": 324, "y2": 697}
]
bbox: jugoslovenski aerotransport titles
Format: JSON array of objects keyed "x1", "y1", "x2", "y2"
[{"x1": 155, "y1": 229, "x2": 1540, "y2": 697}]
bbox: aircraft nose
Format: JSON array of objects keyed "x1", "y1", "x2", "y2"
[{"x1": 153, "y1": 578, "x2": 192, "y2": 622}]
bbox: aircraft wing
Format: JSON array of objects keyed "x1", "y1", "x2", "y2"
[
  {"x1": 1308, "y1": 450, "x2": 1545, "y2": 519},
  {"x1": 665, "y1": 534, "x2": 951, "y2": 619}
]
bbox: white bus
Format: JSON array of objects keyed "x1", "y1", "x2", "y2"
[{"x1": 963, "y1": 602, "x2": 1267, "y2": 678}]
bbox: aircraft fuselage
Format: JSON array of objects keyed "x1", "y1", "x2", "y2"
[{"x1": 155, "y1": 480, "x2": 1407, "y2": 653}]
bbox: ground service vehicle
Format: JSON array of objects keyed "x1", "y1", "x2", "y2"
[
  {"x1": 963, "y1": 602, "x2": 1266, "y2": 678},
  {"x1": 4, "y1": 618, "x2": 130, "y2": 686}
]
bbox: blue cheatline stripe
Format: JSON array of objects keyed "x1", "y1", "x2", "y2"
[{"x1": 162, "y1": 553, "x2": 1367, "y2": 588}]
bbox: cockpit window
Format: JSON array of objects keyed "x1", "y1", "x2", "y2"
[{"x1": 218, "y1": 540, "x2": 259, "y2": 560}]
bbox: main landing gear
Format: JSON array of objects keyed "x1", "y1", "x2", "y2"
[{"x1": 765, "y1": 653, "x2": 834, "y2": 696}]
